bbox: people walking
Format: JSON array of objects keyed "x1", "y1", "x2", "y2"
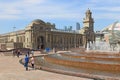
[
  {"x1": 30, "y1": 56, "x2": 35, "y2": 70},
  {"x1": 17, "y1": 50, "x2": 20, "y2": 58},
  {"x1": 24, "y1": 55, "x2": 29, "y2": 71},
  {"x1": 12, "y1": 50, "x2": 15, "y2": 57}
]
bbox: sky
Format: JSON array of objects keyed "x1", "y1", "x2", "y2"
[{"x1": 0, "y1": 0, "x2": 120, "y2": 34}]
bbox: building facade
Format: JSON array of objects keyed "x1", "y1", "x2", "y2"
[
  {"x1": 0, "y1": 19, "x2": 83, "y2": 50},
  {"x1": 0, "y1": 9, "x2": 95, "y2": 50}
]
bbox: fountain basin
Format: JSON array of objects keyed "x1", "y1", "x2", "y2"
[
  {"x1": 44, "y1": 54, "x2": 120, "y2": 72},
  {"x1": 61, "y1": 52, "x2": 120, "y2": 61}
]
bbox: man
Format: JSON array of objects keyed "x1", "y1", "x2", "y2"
[
  {"x1": 17, "y1": 50, "x2": 20, "y2": 58},
  {"x1": 24, "y1": 55, "x2": 29, "y2": 71}
]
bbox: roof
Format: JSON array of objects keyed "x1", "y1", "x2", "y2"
[
  {"x1": 28, "y1": 19, "x2": 46, "y2": 26},
  {"x1": 102, "y1": 21, "x2": 120, "y2": 31},
  {"x1": 32, "y1": 19, "x2": 45, "y2": 24}
]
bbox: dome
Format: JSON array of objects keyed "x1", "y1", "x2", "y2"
[
  {"x1": 28, "y1": 19, "x2": 46, "y2": 26},
  {"x1": 32, "y1": 19, "x2": 45, "y2": 24},
  {"x1": 102, "y1": 22, "x2": 120, "y2": 31}
]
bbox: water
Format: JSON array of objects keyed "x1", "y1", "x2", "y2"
[
  {"x1": 86, "y1": 41, "x2": 119, "y2": 52},
  {"x1": 35, "y1": 55, "x2": 120, "y2": 79},
  {"x1": 53, "y1": 54, "x2": 120, "y2": 64}
]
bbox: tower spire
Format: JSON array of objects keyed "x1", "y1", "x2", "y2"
[{"x1": 83, "y1": 9, "x2": 94, "y2": 30}]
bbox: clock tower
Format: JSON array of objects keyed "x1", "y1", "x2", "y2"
[
  {"x1": 83, "y1": 9, "x2": 95, "y2": 48},
  {"x1": 83, "y1": 9, "x2": 94, "y2": 31}
]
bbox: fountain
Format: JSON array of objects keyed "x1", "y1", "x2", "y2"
[
  {"x1": 24, "y1": 31, "x2": 120, "y2": 79},
  {"x1": 86, "y1": 21, "x2": 120, "y2": 53},
  {"x1": 30, "y1": 50, "x2": 120, "y2": 80},
  {"x1": 86, "y1": 41, "x2": 112, "y2": 52},
  {"x1": 20, "y1": 22, "x2": 120, "y2": 80}
]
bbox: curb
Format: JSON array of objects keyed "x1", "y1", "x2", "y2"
[{"x1": 19, "y1": 56, "x2": 120, "y2": 80}]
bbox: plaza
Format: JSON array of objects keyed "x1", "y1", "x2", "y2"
[
  {"x1": 0, "y1": 9, "x2": 120, "y2": 80},
  {"x1": 0, "y1": 51, "x2": 92, "y2": 80}
]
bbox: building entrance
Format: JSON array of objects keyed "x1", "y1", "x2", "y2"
[{"x1": 37, "y1": 36, "x2": 44, "y2": 49}]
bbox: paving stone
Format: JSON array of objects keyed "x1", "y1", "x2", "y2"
[{"x1": 0, "y1": 52, "x2": 91, "y2": 80}]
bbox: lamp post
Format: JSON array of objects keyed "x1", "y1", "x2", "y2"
[
  {"x1": 74, "y1": 30, "x2": 76, "y2": 48},
  {"x1": 13, "y1": 26, "x2": 16, "y2": 42},
  {"x1": 85, "y1": 32, "x2": 88, "y2": 48}
]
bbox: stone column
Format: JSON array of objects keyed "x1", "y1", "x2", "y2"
[
  {"x1": 62, "y1": 36, "x2": 64, "y2": 50},
  {"x1": 45, "y1": 31, "x2": 48, "y2": 48},
  {"x1": 50, "y1": 34, "x2": 52, "y2": 49}
]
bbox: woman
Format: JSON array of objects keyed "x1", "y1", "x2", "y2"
[{"x1": 30, "y1": 56, "x2": 35, "y2": 69}]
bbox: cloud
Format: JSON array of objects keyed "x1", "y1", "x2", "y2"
[
  {"x1": 22, "y1": 0, "x2": 45, "y2": 4},
  {"x1": 94, "y1": 13, "x2": 120, "y2": 20},
  {"x1": 0, "y1": 0, "x2": 85, "y2": 20},
  {"x1": 94, "y1": 7, "x2": 120, "y2": 12},
  {"x1": 0, "y1": 15, "x2": 20, "y2": 19},
  {"x1": 0, "y1": 0, "x2": 120, "y2": 21},
  {"x1": 0, "y1": 0, "x2": 48, "y2": 19},
  {"x1": 89, "y1": 0, "x2": 120, "y2": 5}
]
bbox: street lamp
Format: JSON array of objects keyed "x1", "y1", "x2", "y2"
[
  {"x1": 74, "y1": 30, "x2": 76, "y2": 48},
  {"x1": 13, "y1": 26, "x2": 16, "y2": 42}
]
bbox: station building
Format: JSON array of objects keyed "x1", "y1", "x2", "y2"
[{"x1": 0, "y1": 9, "x2": 95, "y2": 50}]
